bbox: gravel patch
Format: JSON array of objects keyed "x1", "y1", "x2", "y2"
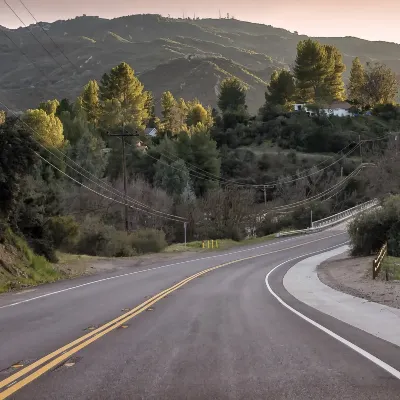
[{"x1": 317, "y1": 251, "x2": 400, "y2": 310}]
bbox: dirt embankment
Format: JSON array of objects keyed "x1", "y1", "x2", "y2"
[{"x1": 318, "y1": 252, "x2": 400, "y2": 310}]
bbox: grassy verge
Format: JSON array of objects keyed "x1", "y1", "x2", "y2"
[
  {"x1": 0, "y1": 228, "x2": 62, "y2": 293},
  {"x1": 382, "y1": 256, "x2": 400, "y2": 280},
  {"x1": 165, "y1": 234, "x2": 276, "y2": 253}
]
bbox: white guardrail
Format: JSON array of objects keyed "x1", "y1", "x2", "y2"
[{"x1": 276, "y1": 199, "x2": 379, "y2": 238}]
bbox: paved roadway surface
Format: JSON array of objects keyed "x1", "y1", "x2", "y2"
[{"x1": 0, "y1": 229, "x2": 400, "y2": 399}]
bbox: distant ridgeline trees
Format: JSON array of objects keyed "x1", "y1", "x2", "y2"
[
  {"x1": 1, "y1": 42, "x2": 400, "y2": 265},
  {"x1": 265, "y1": 38, "x2": 399, "y2": 111}
]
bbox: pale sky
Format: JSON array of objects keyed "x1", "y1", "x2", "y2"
[{"x1": 1, "y1": 0, "x2": 400, "y2": 43}]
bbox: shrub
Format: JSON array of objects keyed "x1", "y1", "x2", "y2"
[
  {"x1": 76, "y1": 216, "x2": 135, "y2": 257},
  {"x1": 131, "y1": 229, "x2": 167, "y2": 254},
  {"x1": 348, "y1": 196, "x2": 400, "y2": 256},
  {"x1": 47, "y1": 215, "x2": 80, "y2": 249}
]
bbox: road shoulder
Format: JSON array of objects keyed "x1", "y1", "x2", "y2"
[{"x1": 283, "y1": 246, "x2": 400, "y2": 347}]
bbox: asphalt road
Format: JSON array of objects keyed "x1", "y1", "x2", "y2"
[{"x1": 1, "y1": 230, "x2": 399, "y2": 399}]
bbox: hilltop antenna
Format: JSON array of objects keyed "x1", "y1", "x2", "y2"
[
  {"x1": 194, "y1": 12, "x2": 196, "y2": 20},
  {"x1": 219, "y1": 9, "x2": 221, "y2": 19}
]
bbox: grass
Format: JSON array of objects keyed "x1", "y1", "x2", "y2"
[
  {"x1": 165, "y1": 234, "x2": 276, "y2": 253},
  {"x1": 382, "y1": 256, "x2": 400, "y2": 280},
  {"x1": 0, "y1": 228, "x2": 62, "y2": 293}
]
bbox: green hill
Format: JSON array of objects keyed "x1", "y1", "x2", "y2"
[{"x1": 1, "y1": 14, "x2": 400, "y2": 111}]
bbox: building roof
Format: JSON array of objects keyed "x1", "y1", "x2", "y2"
[
  {"x1": 325, "y1": 101, "x2": 352, "y2": 110},
  {"x1": 144, "y1": 127, "x2": 157, "y2": 137}
]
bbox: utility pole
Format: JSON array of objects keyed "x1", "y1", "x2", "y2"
[
  {"x1": 396, "y1": 135, "x2": 398, "y2": 156},
  {"x1": 340, "y1": 166, "x2": 343, "y2": 179},
  {"x1": 108, "y1": 125, "x2": 137, "y2": 232},
  {"x1": 184, "y1": 222, "x2": 187, "y2": 247},
  {"x1": 263, "y1": 185, "x2": 267, "y2": 206},
  {"x1": 310, "y1": 209, "x2": 313, "y2": 229}
]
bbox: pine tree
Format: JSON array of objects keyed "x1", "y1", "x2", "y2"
[
  {"x1": 217, "y1": 77, "x2": 247, "y2": 112},
  {"x1": 294, "y1": 39, "x2": 332, "y2": 102},
  {"x1": 265, "y1": 70, "x2": 296, "y2": 110},
  {"x1": 348, "y1": 57, "x2": 365, "y2": 106},
  {"x1": 144, "y1": 91, "x2": 156, "y2": 128},
  {"x1": 99, "y1": 62, "x2": 148, "y2": 129},
  {"x1": 81, "y1": 80, "x2": 100, "y2": 126},
  {"x1": 323, "y1": 45, "x2": 346, "y2": 101},
  {"x1": 39, "y1": 99, "x2": 60, "y2": 115},
  {"x1": 363, "y1": 62, "x2": 399, "y2": 106},
  {"x1": 161, "y1": 92, "x2": 186, "y2": 134},
  {"x1": 23, "y1": 108, "x2": 64, "y2": 148}
]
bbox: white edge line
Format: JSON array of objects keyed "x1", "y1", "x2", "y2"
[
  {"x1": 265, "y1": 245, "x2": 400, "y2": 381},
  {"x1": 0, "y1": 232, "x2": 346, "y2": 310}
]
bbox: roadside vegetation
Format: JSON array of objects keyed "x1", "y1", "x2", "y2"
[
  {"x1": 349, "y1": 195, "x2": 400, "y2": 280},
  {"x1": 1, "y1": 37, "x2": 399, "y2": 291}
]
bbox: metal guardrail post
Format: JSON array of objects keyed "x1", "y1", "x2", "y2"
[{"x1": 372, "y1": 243, "x2": 387, "y2": 279}]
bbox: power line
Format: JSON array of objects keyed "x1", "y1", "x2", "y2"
[
  {"x1": 268, "y1": 165, "x2": 365, "y2": 212},
  {"x1": 0, "y1": 27, "x2": 47, "y2": 77},
  {"x1": 18, "y1": 0, "x2": 81, "y2": 74},
  {"x1": 0, "y1": 21, "x2": 186, "y2": 222},
  {"x1": 0, "y1": 101, "x2": 186, "y2": 222},
  {"x1": 34, "y1": 152, "x2": 185, "y2": 222},
  {"x1": 4, "y1": 0, "x2": 67, "y2": 74}
]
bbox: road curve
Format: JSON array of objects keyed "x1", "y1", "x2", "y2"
[{"x1": 0, "y1": 230, "x2": 399, "y2": 399}]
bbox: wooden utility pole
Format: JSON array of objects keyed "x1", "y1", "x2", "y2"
[
  {"x1": 108, "y1": 125, "x2": 137, "y2": 232},
  {"x1": 263, "y1": 185, "x2": 267, "y2": 206}
]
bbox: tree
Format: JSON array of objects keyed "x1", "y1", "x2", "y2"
[
  {"x1": 23, "y1": 109, "x2": 64, "y2": 148},
  {"x1": 348, "y1": 57, "x2": 366, "y2": 106},
  {"x1": 188, "y1": 127, "x2": 221, "y2": 196},
  {"x1": 265, "y1": 70, "x2": 296, "y2": 110},
  {"x1": 67, "y1": 129, "x2": 108, "y2": 181},
  {"x1": 363, "y1": 62, "x2": 398, "y2": 106},
  {"x1": 154, "y1": 158, "x2": 191, "y2": 197},
  {"x1": 0, "y1": 118, "x2": 38, "y2": 222},
  {"x1": 99, "y1": 62, "x2": 148, "y2": 129},
  {"x1": 217, "y1": 77, "x2": 247, "y2": 112},
  {"x1": 161, "y1": 91, "x2": 186, "y2": 134},
  {"x1": 56, "y1": 98, "x2": 74, "y2": 118},
  {"x1": 81, "y1": 80, "x2": 100, "y2": 126},
  {"x1": 294, "y1": 39, "x2": 332, "y2": 102},
  {"x1": 39, "y1": 99, "x2": 60, "y2": 115},
  {"x1": 323, "y1": 45, "x2": 346, "y2": 101},
  {"x1": 144, "y1": 91, "x2": 157, "y2": 128},
  {"x1": 187, "y1": 102, "x2": 209, "y2": 127}
]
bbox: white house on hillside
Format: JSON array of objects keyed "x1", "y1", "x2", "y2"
[{"x1": 293, "y1": 101, "x2": 353, "y2": 117}]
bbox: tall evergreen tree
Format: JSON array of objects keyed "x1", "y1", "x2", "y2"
[
  {"x1": 217, "y1": 77, "x2": 247, "y2": 112},
  {"x1": 294, "y1": 39, "x2": 332, "y2": 102},
  {"x1": 363, "y1": 62, "x2": 399, "y2": 106},
  {"x1": 348, "y1": 57, "x2": 365, "y2": 105},
  {"x1": 265, "y1": 69, "x2": 296, "y2": 110},
  {"x1": 161, "y1": 92, "x2": 186, "y2": 134},
  {"x1": 99, "y1": 62, "x2": 148, "y2": 129},
  {"x1": 23, "y1": 109, "x2": 64, "y2": 148},
  {"x1": 39, "y1": 99, "x2": 60, "y2": 115},
  {"x1": 81, "y1": 80, "x2": 100, "y2": 126},
  {"x1": 323, "y1": 45, "x2": 346, "y2": 101}
]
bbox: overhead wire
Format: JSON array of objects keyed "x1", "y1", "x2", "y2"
[
  {"x1": 34, "y1": 152, "x2": 185, "y2": 222},
  {"x1": 18, "y1": 0, "x2": 81, "y2": 74},
  {"x1": 3, "y1": 1, "x2": 381, "y2": 191},
  {"x1": 0, "y1": 101, "x2": 186, "y2": 222},
  {"x1": 0, "y1": 5, "x2": 188, "y2": 221}
]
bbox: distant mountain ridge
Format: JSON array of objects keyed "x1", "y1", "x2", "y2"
[{"x1": 1, "y1": 14, "x2": 400, "y2": 112}]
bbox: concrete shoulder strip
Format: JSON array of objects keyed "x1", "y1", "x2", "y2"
[{"x1": 283, "y1": 245, "x2": 400, "y2": 347}]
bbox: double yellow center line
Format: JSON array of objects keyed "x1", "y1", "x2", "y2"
[
  {"x1": 0, "y1": 233, "x2": 345, "y2": 399},
  {"x1": 0, "y1": 257, "x2": 248, "y2": 399}
]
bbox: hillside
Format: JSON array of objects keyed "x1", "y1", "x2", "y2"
[{"x1": 2, "y1": 14, "x2": 400, "y2": 112}]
